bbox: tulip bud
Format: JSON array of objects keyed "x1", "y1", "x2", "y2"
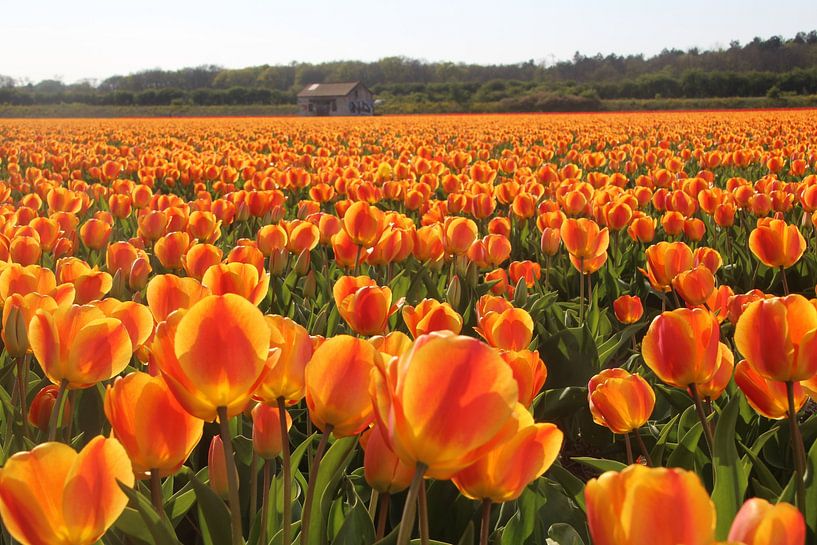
[
  {"x1": 235, "y1": 202, "x2": 250, "y2": 222},
  {"x1": 512, "y1": 277, "x2": 528, "y2": 307},
  {"x1": 303, "y1": 270, "x2": 317, "y2": 299},
  {"x1": 293, "y1": 249, "x2": 311, "y2": 276},
  {"x1": 28, "y1": 384, "x2": 72, "y2": 432},
  {"x1": 110, "y1": 268, "x2": 128, "y2": 300},
  {"x1": 269, "y1": 205, "x2": 285, "y2": 224},
  {"x1": 2, "y1": 302, "x2": 28, "y2": 358},
  {"x1": 208, "y1": 435, "x2": 237, "y2": 499},
  {"x1": 269, "y1": 248, "x2": 288, "y2": 277},
  {"x1": 446, "y1": 275, "x2": 462, "y2": 309},
  {"x1": 129, "y1": 257, "x2": 152, "y2": 291},
  {"x1": 466, "y1": 260, "x2": 479, "y2": 289},
  {"x1": 251, "y1": 403, "x2": 292, "y2": 459}
]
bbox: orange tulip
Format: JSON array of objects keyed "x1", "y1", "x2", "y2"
[
  {"x1": 154, "y1": 231, "x2": 191, "y2": 270},
  {"x1": 104, "y1": 372, "x2": 203, "y2": 477},
  {"x1": 569, "y1": 251, "x2": 607, "y2": 274},
  {"x1": 640, "y1": 241, "x2": 694, "y2": 292},
  {"x1": 10, "y1": 235, "x2": 42, "y2": 266},
  {"x1": 728, "y1": 289, "x2": 773, "y2": 324},
  {"x1": 748, "y1": 219, "x2": 806, "y2": 269},
  {"x1": 641, "y1": 308, "x2": 720, "y2": 388},
  {"x1": 672, "y1": 265, "x2": 716, "y2": 307},
  {"x1": 370, "y1": 330, "x2": 413, "y2": 361},
  {"x1": 734, "y1": 295, "x2": 817, "y2": 382},
  {"x1": 183, "y1": 243, "x2": 223, "y2": 280},
  {"x1": 331, "y1": 229, "x2": 361, "y2": 269},
  {"x1": 695, "y1": 343, "x2": 735, "y2": 400},
  {"x1": 28, "y1": 304, "x2": 133, "y2": 389},
  {"x1": 559, "y1": 218, "x2": 609, "y2": 259},
  {"x1": 251, "y1": 402, "x2": 292, "y2": 459},
  {"x1": 343, "y1": 201, "x2": 384, "y2": 247},
  {"x1": 443, "y1": 216, "x2": 479, "y2": 256},
  {"x1": 152, "y1": 294, "x2": 275, "y2": 420},
  {"x1": 305, "y1": 335, "x2": 381, "y2": 437},
  {"x1": 0, "y1": 437, "x2": 134, "y2": 545},
  {"x1": 451, "y1": 404, "x2": 563, "y2": 502},
  {"x1": 627, "y1": 216, "x2": 656, "y2": 243},
  {"x1": 612, "y1": 295, "x2": 643, "y2": 324},
  {"x1": 145, "y1": 274, "x2": 211, "y2": 322},
  {"x1": 254, "y1": 315, "x2": 313, "y2": 404},
  {"x1": 79, "y1": 218, "x2": 112, "y2": 251},
  {"x1": 371, "y1": 332, "x2": 518, "y2": 479},
  {"x1": 333, "y1": 275, "x2": 395, "y2": 336},
  {"x1": 475, "y1": 306, "x2": 534, "y2": 351},
  {"x1": 256, "y1": 224, "x2": 288, "y2": 256},
  {"x1": 361, "y1": 422, "x2": 415, "y2": 494},
  {"x1": 499, "y1": 349, "x2": 547, "y2": 407},
  {"x1": 727, "y1": 498, "x2": 805, "y2": 545},
  {"x1": 28, "y1": 384, "x2": 72, "y2": 432},
  {"x1": 402, "y1": 298, "x2": 463, "y2": 338},
  {"x1": 693, "y1": 246, "x2": 723, "y2": 275},
  {"x1": 414, "y1": 224, "x2": 445, "y2": 264},
  {"x1": 202, "y1": 262, "x2": 268, "y2": 306},
  {"x1": 587, "y1": 369, "x2": 655, "y2": 434},
  {"x1": 540, "y1": 227, "x2": 561, "y2": 256},
  {"x1": 734, "y1": 360, "x2": 807, "y2": 419},
  {"x1": 508, "y1": 260, "x2": 541, "y2": 288},
  {"x1": 585, "y1": 465, "x2": 715, "y2": 545}
]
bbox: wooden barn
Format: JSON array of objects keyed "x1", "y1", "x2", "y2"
[{"x1": 296, "y1": 81, "x2": 374, "y2": 116}]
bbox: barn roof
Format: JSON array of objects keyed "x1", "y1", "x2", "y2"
[{"x1": 297, "y1": 81, "x2": 367, "y2": 98}]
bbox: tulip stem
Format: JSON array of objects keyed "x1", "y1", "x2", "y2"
[
  {"x1": 375, "y1": 492, "x2": 390, "y2": 540},
  {"x1": 368, "y1": 490, "x2": 379, "y2": 519},
  {"x1": 578, "y1": 264, "x2": 585, "y2": 324},
  {"x1": 781, "y1": 266, "x2": 790, "y2": 295},
  {"x1": 301, "y1": 424, "x2": 333, "y2": 545},
  {"x1": 259, "y1": 459, "x2": 271, "y2": 545},
  {"x1": 397, "y1": 463, "x2": 427, "y2": 545},
  {"x1": 634, "y1": 430, "x2": 653, "y2": 467},
  {"x1": 786, "y1": 381, "x2": 807, "y2": 511},
  {"x1": 47, "y1": 379, "x2": 69, "y2": 442},
  {"x1": 418, "y1": 479, "x2": 430, "y2": 545},
  {"x1": 479, "y1": 499, "x2": 492, "y2": 545},
  {"x1": 16, "y1": 355, "x2": 29, "y2": 440},
  {"x1": 150, "y1": 469, "x2": 163, "y2": 517},
  {"x1": 217, "y1": 406, "x2": 244, "y2": 545},
  {"x1": 689, "y1": 384, "x2": 714, "y2": 456},
  {"x1": 249, "y1": 452, "x2": 258, "y2": 531},
  {"x1": 277, "y1": 397, "x2": 293, "y2": 545},
  {"x1": 623, "y1": 433, "x2": 634, "y2": 465}
]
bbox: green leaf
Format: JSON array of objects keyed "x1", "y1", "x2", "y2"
[
  {"x1": 547, "y1": 523, "x2": 585, "y2": 545},
  {"x1": 534, "y1": 387, "x2": 587, "y2": 421},
  {"x1": 115, "y1": 481, "x2": 183, "y2": 545},
  {"x1": 570, "y1": 457, "x2": 627, "y2": 473},
  {"x1": 188, "y1": 468, "x2": 233, "y2": 545},
  {"x1": 501, "y1": 483, "x2": 548, "y2": 545},
  {"x1": 711, "y1": 395, "x2": 749, "y2": 540},
  {"x1": 666, "y1": 421, "x2": 704, "y2": 470},
  {"x1": 804, "y1": 427, "x2": 817, "y2": 538},
  {"x1": 332, "y1": 489, "x2": 375, "y2": 545},
  {"x1": 597, "y1": 323, "x2": 644, "y2": 367},
  {"x1": 540, "y1": 326, "x2": 599, "y2": 389},
  {"x1": 305, "y1": 436, "x2": 358, "y2": 545}
]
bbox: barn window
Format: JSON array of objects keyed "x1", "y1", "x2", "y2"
[
  {"x1": 308, "y1": 103, "x2": 313, "y2": 112},
  {"x1": 331, "y1": 100, "x2": 337, "y2": 112}
]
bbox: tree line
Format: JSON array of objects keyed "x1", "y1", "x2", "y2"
[{"x1": 1, "y1": 31, "x2": 817, "y2": 109}]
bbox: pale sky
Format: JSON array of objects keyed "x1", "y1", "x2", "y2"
[{"x1": 3, "y1": 0, "x2": 816, "y2": 84}]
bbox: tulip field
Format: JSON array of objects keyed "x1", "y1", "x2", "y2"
[{"x1": 1, "y1": 110, "x2": 817, "y2": 545}]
